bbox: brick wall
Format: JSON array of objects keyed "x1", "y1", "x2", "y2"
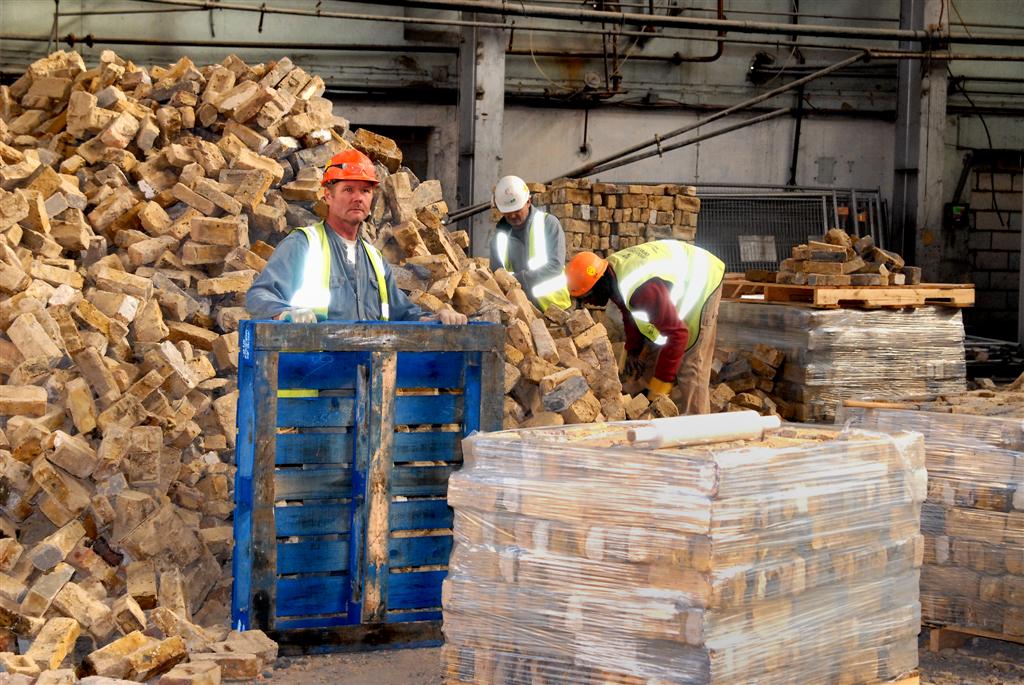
[
  {"x1": 532, "y1": 179, "x2": 699, "y2": 258},
  {"x1": 965, "y1": 169, "x2": 1023, "y2": 340}
]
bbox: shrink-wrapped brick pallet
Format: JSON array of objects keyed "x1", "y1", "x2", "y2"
[
  {"x1": 442, "y1": 413, "x2": 926, "y2": 685},
  {"x1": 716, "y1": 302, "x2": 967, "y2": 423},
  {"x1": 840, "y1": 392, "x2": 1024, "y2": 639}
]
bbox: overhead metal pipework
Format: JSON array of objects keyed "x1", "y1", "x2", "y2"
[
  {"x1": 358, "y1": 0, "x2": 1024, "y2": 46},
  {"x1": 23, "y1": 0, "x2": 1012, "y2": 66},
  {"x1": 583, "y1": 107, "x2": 792, "y2": 177},
  {"x1": 129, "y1": 0, "x2": 1024, "y2": 48}
]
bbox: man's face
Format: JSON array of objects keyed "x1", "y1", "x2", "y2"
[
  {"x1": 502, "y1": 201, "x2": 531, "y2": 228},
  {"x1": 325, "y1": 180, "x2": 375, "y2": 226}
]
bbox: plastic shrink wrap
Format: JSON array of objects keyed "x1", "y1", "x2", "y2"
[
  {"x1": 443, "y1": 414, "x2": 926, "y2": 685},
  {"x1": 716, "y1": 302, "x2": 966, "y2": 423},
  {"x1": 840, "y1": 392, "x2": 1024, "y2": 637}
]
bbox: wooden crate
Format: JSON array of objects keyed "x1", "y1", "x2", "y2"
[{"x1": 231, "y1": 321, "x2": 504, "y2": 653}]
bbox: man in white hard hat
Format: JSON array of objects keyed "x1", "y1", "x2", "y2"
[{"x1": 489, "y1": 175, "x2": 572, "y2": 313}]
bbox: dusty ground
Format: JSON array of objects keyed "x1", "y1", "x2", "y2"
[
  {"x1": 267, "y1": 647, "x2": 441, "y2": 685},
  {"x1": 259, "y1": 633, "x2": 1024, "y2": 685},
  {"x1": 919, "y1": 630, "x2": 1024, "y2": 685}
]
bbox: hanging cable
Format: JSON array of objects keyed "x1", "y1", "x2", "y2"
[{"x1": 948, "y1": 67, "x2": 1007, "y2": 228}]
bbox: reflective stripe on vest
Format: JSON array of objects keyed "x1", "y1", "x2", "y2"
[
  {"x1": 494, "y1": 211, "x2": 571, "y2": 311},
  {"x1": 289, "y1": 222, "x2": 390, "y2": 321},
  {"x1": 607, "y1": 240, "x2": 725, "y2": 351}
]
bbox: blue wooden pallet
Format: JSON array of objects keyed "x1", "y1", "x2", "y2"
[{"x1": 231, "y1": 321, "x2": 503, "y2": 653}]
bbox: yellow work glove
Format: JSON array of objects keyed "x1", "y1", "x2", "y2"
[{"x1": 646, "y1": 377, "x2": 673, "y2": 398}]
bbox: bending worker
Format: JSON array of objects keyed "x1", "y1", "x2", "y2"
[
  {"x1": 247, "y1": 149, "x2": 466, "y2": 325},
  {"x1": 489, "y1": 175, "x2": 572, "y2": 313},
  {"x1": 565, "y1": 240, "x2": 725, "y2": 414}
]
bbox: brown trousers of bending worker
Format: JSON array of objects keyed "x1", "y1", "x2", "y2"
[{"x1": 672, "y1": 284, "x2": 722, "y2": 415}]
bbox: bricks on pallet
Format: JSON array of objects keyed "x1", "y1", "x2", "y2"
[
  {"x1": 716, "y1": 302, "x2": 967, "y2": 423},
  {"x1": 444, "y1": 420, "x2": 926, "y2": 684},
  {"x1": 842, "y1": 392, "x2": 1024, "y2": 641},
  {"x1": 771, "y1": 227, "x2": 921, "y2": 286}
]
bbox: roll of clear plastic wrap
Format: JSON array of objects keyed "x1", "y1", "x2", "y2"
[
  {"x1": 443, "y1": 418, "x2": 925, "y2": 685},
  {"x1": 716, "y1": 302, "x2": 967, "y2": 423},
  {"x1": 840, "y1": 392, "x2": 1024, "y2": 639}
]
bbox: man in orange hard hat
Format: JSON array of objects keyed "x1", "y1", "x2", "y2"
[
  {"x1": 247, "y1": 150, "x2": 467, "y2": 325},
  {"x1": 565, "y1": 240, "x2": 725, "y2": 414}
]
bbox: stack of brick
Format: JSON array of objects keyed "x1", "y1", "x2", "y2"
[
  {"x1": 710, "y1": 343, "x2": 788, "y2": 418},
  {"x1": 716, "y1": 302, "x2": 967, "y2": 422},
  {"x1": 0, "y1": 47, "x2": 441, "y2": 676},
  {"x1": 841, "y1": 390, "x2": 1024, "y2": 638},
  {"x1": 774, "y1": 228, "x2": 922, "y2": 286},
  {"x1": 443, "y1": 418, "x2": 926, "y2": 684},
  {"x1": 0, "y1": 626, "x2": 276, "y2": 683},
  {"x1": 531, "y1": 178, "x2": 700, "y2": 257}
]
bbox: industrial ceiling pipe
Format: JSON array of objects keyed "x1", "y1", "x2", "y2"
[
  {"x1": 582, "y1": 107, "x2": 793, "y2": 176},
  {"x1": 561, "y1": 51, "x2": 868, "y2": 180},
  {"x1": 133, "y1": 0, "x2": 1024, "y2": 47},
  {"x1": 358, "y1": 0, "x2": 1024, "y2": 46},
  {"x1": 73, "y1": 1, "x2": 1022, "y2": 62},
  {"x1": 0, "y1": 32, "x2": 459, "y2": 53}
]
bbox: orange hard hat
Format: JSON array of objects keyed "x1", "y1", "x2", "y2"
[
  {"x1": 321, "y1": 149, "x2": 378, "y2": 186},
  {"x1": 566, "y1": 251, "x2": 608, "y2": 297}
]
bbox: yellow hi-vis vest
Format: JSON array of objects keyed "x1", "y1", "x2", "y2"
[
  {"x1": 494, "y1": 210, "x2": 572, "y2": 312},
  {"x1": 289, "y1": 221, "x2": 390, "y2": 321},
  {"x1": 281, "y1": 222, "x2": 390, "y2": 398},
  {"x1": 607, "y1": 240, "x2": 725, "y2": 352}
]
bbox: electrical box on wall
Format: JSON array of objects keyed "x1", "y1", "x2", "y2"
[{"x1": 944, "y1": 203, "x2": 970, "y2": 230}]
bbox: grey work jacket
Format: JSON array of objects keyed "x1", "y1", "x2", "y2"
[
  {"x1": 488, "y1": 206, "x2": 567, "y2": 303},
  {"x1": 245, "y1": 223, "x2": 425, "y2": 321}
]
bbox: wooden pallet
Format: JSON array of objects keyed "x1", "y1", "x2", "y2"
[
  {"x1": 929, "y1": 624, "x2": 1024, "y2": 652},
  {"x1": 722, "y1": 279, "x2": 974, "y2": 308}
]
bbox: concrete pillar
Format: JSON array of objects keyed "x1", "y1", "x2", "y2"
[
  {"x1": 893, "y1": 0, "x2": 948, "y2": 277},
  {"x1": 457, "y1": 15, "x2": 506, "y2": 257},
  {"x1": 1018, "y1": 180, "x2": 1024, "y2": 343}
]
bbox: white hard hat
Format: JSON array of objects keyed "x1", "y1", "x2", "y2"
[{"x1": 493, "y1": 175, "x2": 531, "y2": 214}]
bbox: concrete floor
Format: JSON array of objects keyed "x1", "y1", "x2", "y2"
[
  {"x1": 262, "y1": 635, "x2": 1024, "y2": 685},
  {"x1": 268, "y1": 647, "x2": 441, "y2": 685}
]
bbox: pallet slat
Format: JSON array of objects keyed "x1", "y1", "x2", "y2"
[
  {"x1": 723, "y1": 279, "x2": 975, "y2": 308},
  {"x1": 278, "y1": 539, "x2": 350, "y2": 575},
  {"x1": 929, "y1": 624, "x2": 1024, "y2": 651}
]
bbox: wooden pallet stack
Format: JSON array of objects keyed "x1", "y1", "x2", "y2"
[
  {"x1": 530, "y1": 179, "x2": 700, "y2": 257},
  {"x1": 841, "y1": 390, "x2": 1024, "y2": 643},
  {"x1": 443, "y1": 418, "x2": 926, "y2": 685},
  {"x1": 716, "y1": 303, "x2": 967, "y2": 422},
  {"x1": 773, "y1": 229, "x2": 922, "y2": 287}
]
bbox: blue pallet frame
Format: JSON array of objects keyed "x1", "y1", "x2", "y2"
[{"x1": 231, "y1": 321, "x2": 503, "y2": 653}]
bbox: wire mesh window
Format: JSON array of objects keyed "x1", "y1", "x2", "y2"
[{"x1": 695, "y1": 195, "x2": 831, "y2": 272}]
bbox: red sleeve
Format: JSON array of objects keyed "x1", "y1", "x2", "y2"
[{"x1": 628, "y1": 279, "x2": 689, "y2": 382}]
